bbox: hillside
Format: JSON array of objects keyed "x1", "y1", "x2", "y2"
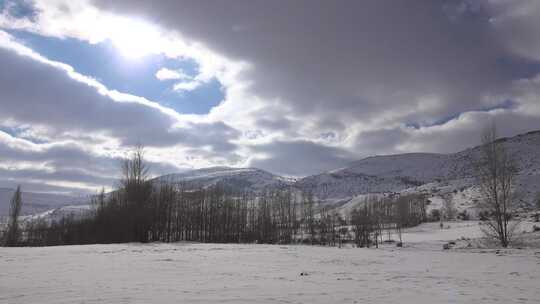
[
  {"x1": 297, "y1": 130, "x2": 540, "y2": 207},
  {"x1": 155, "y1": 166, "x2": 294, "y2": 192},
  {"x1": 0, "y1": 188, "x2": 86, "y2": 217}
]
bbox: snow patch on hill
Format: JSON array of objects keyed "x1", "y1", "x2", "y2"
[
  {"x1": 155, "y1": 166, "x2": 294, "y2": 192},
  {"x1": 0, "y1": 188, "x2": 87, "y2": 217},
  {"x1": 22, "y1": 204, "x2": 93, "y2": 224},
  {"x1": 301, "y1": 130, "x2": 540, "y2": 210}
]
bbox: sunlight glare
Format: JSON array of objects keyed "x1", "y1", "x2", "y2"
[{"x1": 108, "y1": 17, "x2": 162, "y2": 59}]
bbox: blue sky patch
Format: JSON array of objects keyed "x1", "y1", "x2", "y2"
[
  {"x1": 0, "y1": 0, "x2": 37, "y2": 21},
  {"x1": 10, "y1": 30, "x2": 224, "y2": 115}
]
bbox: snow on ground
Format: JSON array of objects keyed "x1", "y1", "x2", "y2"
[
  {"x1": 1, "y1": 224, "x2": 540, "y2": 304},
  {"x1": 400, "y1": 221, "x2": 484, "y2": 243}
]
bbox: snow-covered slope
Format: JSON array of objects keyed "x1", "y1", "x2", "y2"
[
  {"x1": 155, "y1": 166, "x2": 294, "y2": 192},
  {"x1": 0, "y1": 188, "x2": 85, "y2": 217},
  {"x1": 343, "y1": 153, "x2": 465, "y2": 181},
  {"x1": 22, "y1": 204, "x2": 93, "y2": 224},
  {"x1": 296, "y1": 130, "x2": 540, "y2": 207},
  {"x1": 295, "y1": 171, "x2": 409, "y2": 202}
]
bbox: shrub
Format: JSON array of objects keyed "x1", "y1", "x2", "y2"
[
  {"x1": 457, "y1": 210, "x2": 469, "y2": 221},
  {"x1": 478, "y1": 211, "x2": 490, "y2": 221}
]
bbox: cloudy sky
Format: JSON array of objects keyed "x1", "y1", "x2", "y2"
[{"x1": 0, "y1": 0, "x2": 539, "y2": 194}]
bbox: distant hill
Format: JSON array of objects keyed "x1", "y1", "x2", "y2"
[
  {"x1": 13, "y1": 130, "x2": 540, "y2": 220},
  {"x1": 146, "y1": 130, "x2": 540, "y2": 210},
  {"x1": 154, "y1": 166, "x2": 294, "y2": 192},
  {"x1": 0, "y1": 188, "x2": 86, "y2": 217},
  {"x1": 297, "y1": 130, "x2": 540, "y2": 211}
]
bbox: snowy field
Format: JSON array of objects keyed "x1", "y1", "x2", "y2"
[{"x1": 1, "y1": 223, "x2": 540, "y2": 304}]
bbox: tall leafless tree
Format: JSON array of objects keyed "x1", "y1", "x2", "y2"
[
  {"x1": 123, "y1": 145, "x2": 153, "y2": 242},
  {"x1": 475, "y1": 125, "x2": 519, "y2": 248},
  {"x1": 4, "y1": 185, "x2": 23, "y2": 246}
]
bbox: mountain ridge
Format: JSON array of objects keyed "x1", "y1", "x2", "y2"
[
  {"x1": 4, "y1": 129, "x2": 540, "y2": 218},
  {"x1": 298, "y1": 129, "x2": 540, "y2": 203}
]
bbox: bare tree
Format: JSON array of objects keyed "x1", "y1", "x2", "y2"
[
  {"x1": 121, "y1": 145, "x2": 153, "y2": 242},
  {"x1": 395, "y1": 196, "x2": 408, "y2": 244},
  {"x1": 301, "y1": 191, "x2": 316, "y2": 245},
  {"x1": 475, "y1": 125, "x2": 518, "y2": 248},
  {"x1": 121, "y1": 144, "x2": 149, "y2": 188},
  {"x1": 4, "y1": 185, "x2": 23, "y2": 246}
]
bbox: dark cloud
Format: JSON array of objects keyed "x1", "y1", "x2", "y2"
[
  {"x1": 249, "y1": 140, "x2": 355, "y2": 177},
  {"x1": 256, "y1": 117, "x2": 293, "y2": 132},
  {"x1": 89, "y1": 0, "x2": 540, "y2": 172},
  {"x1": 0, "y1": 140, "x2": 118, "y2": 176},
  {"x1": 486, "y1": 0, "x2": 540, "y2": 61},
  {"x1": 0, "y1": 142, "x2": 118, "y2": 193},
  {"x1": 92, "y1": 0, "x2": 540, "y2": 127},
  {"x1": 0, "y1": 134, "x2": 185, "y2": 192},
  {"x1": 353, "y1": 128, "x2": 409, "y2": 156}
]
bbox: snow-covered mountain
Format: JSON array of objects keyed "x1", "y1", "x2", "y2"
[
  {"x1": 154, "y1": 166, "x2": 294, "y2": 192},
  {"x1": 14, "y1": 130, "x2": 540, "y2": 221},
  {"x1": 294, "y1": 151, "x2": 474, "y2": 202},
  {"x1": 298, "y1": 130, "x2": 540, "y2": 209},
  {"x1": 0, "y1": 188, "x2": 86, "y2": 217},
  {"x1": 22, "y1": 204, "x2": 93, "y2": 224},
  {"x1": 153, "y1": 130, "x2": 540, "y2": 210}
]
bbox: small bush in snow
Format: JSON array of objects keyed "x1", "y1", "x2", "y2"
[
  {"x1": 457, "y1": 210, "x2": 470, "y2": 221},
  {"x1": 479, "y1": 211, "x2": 490, "y2": 221}
]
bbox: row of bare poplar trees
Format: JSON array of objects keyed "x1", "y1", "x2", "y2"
[
  {"x1": 17, "y1": 147, "x2": 429, "y2": 247},
  {"x1": 22, "y1": 191, "x2": 427, "y2": 247},
  {"x1": 19, "y1": 147, "x2": 323, "y2": 246},
  {"x1": 350, "y1": 193, "x2": 427, "y2": 248}
]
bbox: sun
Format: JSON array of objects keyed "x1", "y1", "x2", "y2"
[{"x1": 108, "y1": 18, "x2": 162, "y2": 59}]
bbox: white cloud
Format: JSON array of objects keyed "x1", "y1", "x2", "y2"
[
  {"x1": 173, "y1": 80, "x2": 202, "y2": 92},
  {"x1": 155, "y1": 68, "x2": 190, "y2": 81}
]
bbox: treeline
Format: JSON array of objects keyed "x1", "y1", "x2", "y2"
[
  {"x1": 18, "y1": 148, "x2": 318, "y2": 246},
  {"x1": 22, "y1": 184, "x2": 336, "y2": 246},
  {"x1": 350, "y1": 193, "x2": 427, "y2": 248},
  {"x1": 19, "y1": 191, "x2": 427, "y2": 248},
  {"x1": 4, "y1": 147, "x2": 430, "y2": 247}
]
